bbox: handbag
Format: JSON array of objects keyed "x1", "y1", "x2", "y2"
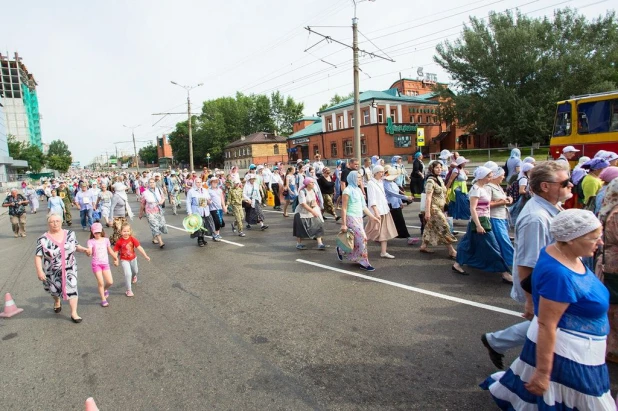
[
  {"x1": 602, "y1": 230, "x2": 618, "y2": 304},
  {"x1": 419, "y1": 193, "x2": 427, "y2": 212},
  {"x1": 470, "y1": 216, "x2": 492, "y2": 232},
  {"x1": 336, "y1": 229, "x2": 355, "y2": 253}
]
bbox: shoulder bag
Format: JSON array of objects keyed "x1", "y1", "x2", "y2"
[{"x1": 602, "y1": 229, "x2": 618, "y2": 304}]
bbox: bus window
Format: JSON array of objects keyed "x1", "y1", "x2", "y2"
[
  {"x1": 577, "y1": 99, "x2": 615, "y2": 134},
  {"x1": 553, "y1": 102, "x2": 571, "y2": 136},
  {"x1": 611, "y1": 100, "x2": 618, "y2": 131}
]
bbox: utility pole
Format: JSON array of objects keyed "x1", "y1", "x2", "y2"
[
  {"x1": 170, "y1": 81, "x2": 203, "y2": 172},
  {"x1": 123, "y1": 124, "x2": 141, "y2": 172},
  {"x1": 352, "y1": 13, "x2": 361, "y2": 164},
  {"x1": 305, "y1": 0, "x2": 389, "y2": 163}
]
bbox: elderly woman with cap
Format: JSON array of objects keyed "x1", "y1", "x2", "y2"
[
  {"x1": 337, "y1": 171, "x2": 380, "y2": 271},
  {"x1": 293, "y1": 177, "x2": 326, "y2": 250},
  {"x1": 452, "y1": 166, "x2": 512, "y2": 281},
  {"x1": 484, "y1": 209, "x2": 613, "y2": 409},
  {"x1": 243, "y1": 174, "x2": 268, "y2": 230},
  {"x1": 365, "y1": 165, "x2": 399, "y2": 259},
  {"x1": 484, "y1": 161, "x2": 514, "y2": 273},
  {"x1": 580, "y1": 158, "x2": 610, "y2": 208},
  {"x1": 410, "y1": 152, "x2": 425, "y2": 198},
  {"x1": 445, "y1": 156, "x2": 471, "y2": 221},
  {"x1": 419, "y1": 160, "x2": 457, "y2": 256},
  {"x1": 139, "y1": 177, "x2": 168, "y2": 248},
  {"x1": 384, "y1": 165, "x2": 417, "y2": 245}
]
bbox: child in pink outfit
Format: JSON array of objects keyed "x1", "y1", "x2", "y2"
[{"x1": 87, "y1": 223, "x2": 119, "y2": 307}]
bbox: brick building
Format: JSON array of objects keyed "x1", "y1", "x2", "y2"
[
  {"x1": 287, "y1": 78, "x2": 470, "y2": 162},
  {"x1": 224, "y1": 132, "x2": 287, "y2": 169}
]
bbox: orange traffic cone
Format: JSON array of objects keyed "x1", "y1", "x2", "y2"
[
  {"x1": 85, "y1": 397, "x2": 99, "y2": 411},
  {"x1": 0, "y1": 293, "x2": 24, "y2": 318}
]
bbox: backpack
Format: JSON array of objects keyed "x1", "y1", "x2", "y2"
[
  {"x1": 574, "y1": 179, "x2": 586, "y2": 206},
  {"x1": 506, "y1": 177, "x2": 524, "y2": 203}
]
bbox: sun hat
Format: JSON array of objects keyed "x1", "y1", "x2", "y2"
[
  {"x1": 183, "y1": 214, "x2": 203, "y2": 234},
  {"x1": 91, "y1": 223, "x2": 103, "y2": 234},
  {"x1": 455, "y1": 156, "x2": 469, "y2": 166},
  {"x1": 383, "y1": 165, "x2": 399, "y2": 181},
  {"x1": 550, "y1": 209, "x2": 601, "y2": 242},
  {"x1": 439, "y1": 149, "x2": 451, "y2": 160},
  {"x1": 563, "y1": 145, "x2": 580, "y2": 154}
]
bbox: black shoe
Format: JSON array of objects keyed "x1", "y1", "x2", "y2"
[
  {"x1": 452, "y1": 264, "x2": 469, "y2": 275},
  {"x1": 335, "y1": 216, "x2": 341, "y2": 222},
  {"x1": 260, "y1": 225, "x2": 269, "y2": 230},
  {"x1": 481, "y1": 334, "x2": 504, "y2": 369},
  {"x1": 71, "y1": 316, "x2": 82, "y2": 323}
]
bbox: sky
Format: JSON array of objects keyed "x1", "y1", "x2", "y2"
[{"x1": 0, "y1": 0, "x2": 613, "y2": 164}]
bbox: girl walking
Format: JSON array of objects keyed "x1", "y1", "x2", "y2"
[
  {"x1": 113, "y1": 223, "x2": 150, "y2": 297},
  {"x1": 87, "y1": 223, "x2": 119, "y2": 307}
]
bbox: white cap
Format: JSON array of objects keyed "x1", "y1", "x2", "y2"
[
  {"x1": 563, "y1": 145, "x2": 580, "y2": 153},
  {"x1": 439, "y1": 149, "x2": 451, "y2": 160}
]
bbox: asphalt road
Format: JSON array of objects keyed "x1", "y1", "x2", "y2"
[{"x1": 1, "y1": 200, "x2": 616, "y2": 410}]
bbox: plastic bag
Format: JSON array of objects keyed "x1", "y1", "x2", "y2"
[{"x1": 336, "y1": 229, "x2": 354, "y2": 253}]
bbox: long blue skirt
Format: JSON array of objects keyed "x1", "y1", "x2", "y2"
[
  {"x1": 490, "y1": 218, "x2": 513, "y2": 271},
  {"x1": 456, "y1": 222, "x2": 510, "y2": 273},
  {"x1": 448, "y1": 189, "x2": 471, "y2": 220}
]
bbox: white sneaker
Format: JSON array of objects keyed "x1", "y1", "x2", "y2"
[{"x1": 380, "y1": 253, "x2": 395, "y2": 259}]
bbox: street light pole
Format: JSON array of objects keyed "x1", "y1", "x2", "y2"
[{"x1": 171, "y1": 81, "x2": 203, "y2": 172}]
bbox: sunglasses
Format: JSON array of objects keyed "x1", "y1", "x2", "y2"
[{"x1": 546, "y1": 179, "x2": 571, "y2": 188}]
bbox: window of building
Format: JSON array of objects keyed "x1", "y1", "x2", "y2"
[
  {"x1": 344, "y1": 140, "x2": 353, "y2": 156},
  {"x1": 350, "y1": 114, "x2": 355, "y2": 127},
  {"x1": 378, "y1": 109, "x2": 384, "y2": 123},
  {"x1": 363, "y1": 110, "x2": 370, "y2": 125},
  {"x1": 433, "y1": 116, "x2": 438, "y2": 123},
  {"x1": 331, "y1": 142, "x2": 338, "y2": 157},
  {"x1": 327, "y1": 117, "x2": 333, "y2": 131},
  {"x1": 273, "y1": 144, "x2": 279, "y2": 154},
  {"x1": 313, "y1": 145, "x2": 319, "y2": 155},
  {"x1": 390, "y1": 112, "x2": 396, "y2": 122},
  {"x1": 338, "y1": 115, "x2": 343, "y2": 129},
  {"x1": 394, "y1": 135, "x2": 412, "y2": 148},
  {"x1": 427, "y1": 116, "x2": 431, "y2": 123},
  {"x1": 418, "y1": 115, "x2": 422, "y2": 123},
  {"x1": 361, "y1": 139, "x2": 367, "y2": 154}
]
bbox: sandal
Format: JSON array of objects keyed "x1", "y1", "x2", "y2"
[
  {"x1": 54, "y1": 302, "x2": 62, "y2": 313},
  {"x1": 419, "y1": 248, "x2": 435, "y2": 254}
]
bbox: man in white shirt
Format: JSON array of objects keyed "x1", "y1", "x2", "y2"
[
  {"x1": 556, "y1": 145, "x2": 579, "y2": 163},
  {"x1": 313, "y1": 154, "x2": 325, "y2": 176}
]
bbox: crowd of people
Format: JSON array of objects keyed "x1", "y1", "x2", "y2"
[{"x1": 5, "y1": 144, "x2": 618, "y2": 408}]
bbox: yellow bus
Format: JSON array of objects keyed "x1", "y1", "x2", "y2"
[{"x1": 550, "y1": 91, "x2": 618, "y2": 160}]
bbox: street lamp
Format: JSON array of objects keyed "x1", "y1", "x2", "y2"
[
  {"x1": 122, "y1": 124, "x2": 141, "y2": 171},
  {"x1": 170, "y1": 81, "x2": 204, "y2": 172}
]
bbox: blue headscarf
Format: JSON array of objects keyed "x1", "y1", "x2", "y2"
[
  {"x1": 391, "y1": 155, "x2": 401, "y2": 164},
  {"x1": 414, "y1": 152, "x2": 422, "y2": 159},
  {"x1": 336, "y1": 159, "x2": 342, "y2": 166},
  {"x1": 371, "y1": 155, "x2": 380, "y2": 166},
  {"x1": 346, "y1": 170, "x2": 362, "y2": 202},
  {"x1": 510, "y1": 148, "x2": 521, "y2": 159}
]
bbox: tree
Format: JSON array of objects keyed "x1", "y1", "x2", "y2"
[
  {"x1": 7, "y1": 135, "x2": 24, "y2": 158},
  {"x1": 433, "y1": 8, "x2": 618, "y2": 145},
  {"x1": 46, "y1": 139, "x2": 73, "y2": 173},
  {"x1": 271, "y1": 91, "x2": 304, "y2": 136},
  {"x1": 139, "y1": 144, "x2": 158, "y2": 165},
  {"x1": 318, "y1": 92, "x2": 354, "y2": 112},
  {"x1": 21, "y1": 145, "x2": 46, "y2": 172}
]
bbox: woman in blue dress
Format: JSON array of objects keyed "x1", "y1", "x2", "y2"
[
  {"x1": 47, "y1": 189, "x2": 66, "y2": 219},
  {"x1": 282, "y1": 167, "x2": 297, "y2": 218},
  {"x1": 482, "y1": 209, "x2": 614, "y2": 410}
]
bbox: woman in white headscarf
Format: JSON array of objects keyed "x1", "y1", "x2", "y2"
[
  {"x1": 505, "y1": 148, "x2": 522, "y2": 183},
  {"x1": 484, "y1": 162, "x2": 514, "y2": 273},
  {"x1": 452, "y1": 166, "x2": 512, "y2": 283},
  {"x1": 365, "y1": 165, "x2": 398, "y2": 259}
]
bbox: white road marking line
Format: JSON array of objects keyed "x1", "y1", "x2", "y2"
[
  {"x1": 263, "y1": 209, "x2": 296, "y2": 214},
  {"x1": 296, "y1": 259, "x2": 522, "y2": 318},
  {"x1": 406, "y1": 225, "x2": 422, "y2": 229},
  {"x1": 165, "y1": 224, "x2": 244, "y2": 247}
]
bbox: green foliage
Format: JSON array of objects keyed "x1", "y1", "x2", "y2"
[
  {"x1": 433, "y1": 8, "x2": 618, "y2": 145},
  {"x1": 139, "y1": 144, "x2": 159, "y2": 165},
  {"x1": 318, "y1": 92, "x2": 354, "y2": 112},
  {"x1": 21, "y1": 145, "x2": 46, "y2": 173},
  {"x1": 7, "y1": 135, "x2": 23, "y2": 158},
  {"x1": 169, "y1": 92, "x2": 303, "y2": 167},
  {"x1": 46, "y1": 139, "x2": 73, "y2": 173}
]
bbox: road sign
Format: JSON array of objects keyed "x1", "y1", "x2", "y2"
[{"x1": 417, "y1": 128, "x2": 425, "y2": 147}]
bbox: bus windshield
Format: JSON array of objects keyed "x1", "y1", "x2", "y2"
[{"x1": 553, "y1": 102, "x2": 572, "y2": 137}]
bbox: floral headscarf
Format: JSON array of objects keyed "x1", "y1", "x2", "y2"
[{"x1": 599, "y1": 178, "x2": 618, "y2": 223}]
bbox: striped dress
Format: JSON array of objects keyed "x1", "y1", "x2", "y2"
[{"x1": 481, "y1": 249, "x2": 615, "y2": 410}]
